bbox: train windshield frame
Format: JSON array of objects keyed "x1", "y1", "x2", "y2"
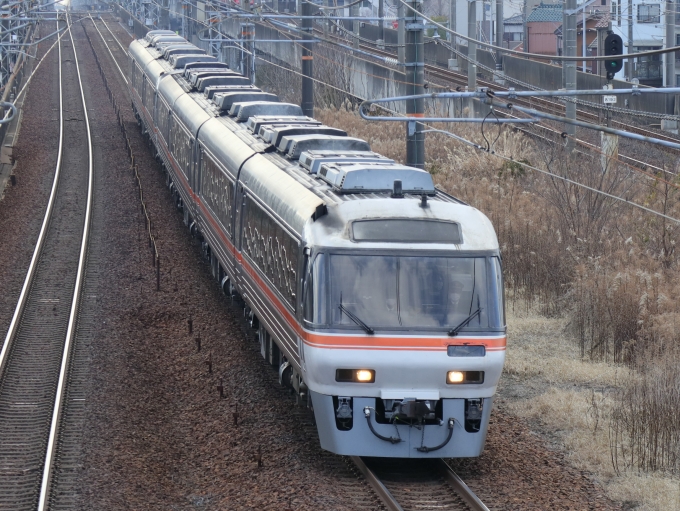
[{"x1": 303, "y1": 250, "x2": 505, "y2": 333}]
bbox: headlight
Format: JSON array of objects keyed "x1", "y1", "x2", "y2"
[
  {"x1": 336, "y1": 369, "x2": 376, "y2": 383},
  {"x1": 447, "y1": 371, "x2": 465, "y2": 383},
  {"x1": 447, "y1": 371, "x2": 484, "y2": 384}
]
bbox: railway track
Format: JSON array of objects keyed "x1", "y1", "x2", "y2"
[
  {"x1": 0, "y1": 14, "x2": 94, "y2": 510},
  {"x1": 353, "y1": 456, "x2": 489, "y2": 511}
]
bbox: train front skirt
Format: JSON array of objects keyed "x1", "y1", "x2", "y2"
[{"x1": 311, "y1": 392, "x2": 494, "y2": 458}]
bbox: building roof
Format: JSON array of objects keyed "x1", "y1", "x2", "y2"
[
  {"x1": 526, "y1": 2, "x2": 563, "y2": 22},
  {"x1": 595, "y1": 12, "x2": 611, "y2": 28},
  {"x1": 504, "y1": 13, "x2": 523, "y2": 24}
]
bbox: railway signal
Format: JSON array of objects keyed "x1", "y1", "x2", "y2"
[{"x1": 604, "y1": 33, "x2": 624, "y2": 80}]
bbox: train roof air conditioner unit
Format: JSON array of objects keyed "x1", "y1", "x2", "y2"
[
  {"x1": 171, "y1": 54, "x2": 217, "y2": 69},
  {"x1": 196, "y1": 75, "x2": 250, "y2": 91},
  {"x1": 282, "y1": 135, "x2": 371, "y2": 160},
  {"x1": 213, "y1": 92, "x2": 279, "y2": 112},
  {"x1": 317, "y1": 162, "x2": 436, "y2": 194},
  {"x1": 264, "y1": 125, "x2": 347, "y2": 148},
  {"x1": 299, "y1": 150, "x2": 392, "y2": 174},
  {"x1": 203, "y1": 84, "x2": 259, "y2": 99},
  {"x1": 182, "y1": 63, "x2": 229, "y2": 78},
  {"x1": 230, "y1": 102, "x2": 304, "y2": 121},
  {"x1": 163, "y1": 47, "x2": 205, "y2": 59},
  {"x1": 246, "y1": 116, "x2": 320, "y2": 134}
]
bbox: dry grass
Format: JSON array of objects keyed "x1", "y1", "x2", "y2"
[
  {"x1": 505, "y1": 307, "x2": 625, "y2": 386},
  {"x1": 507, "y1": 383, "x2": 680, "y2": 511}
]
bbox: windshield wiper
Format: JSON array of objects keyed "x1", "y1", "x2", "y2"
[
  {"x1": 448, "y1": 308, "x2": 482, "y2": 337},
  {"x1": 339, "y1": 303, "x2": 375, "y2": 335}
]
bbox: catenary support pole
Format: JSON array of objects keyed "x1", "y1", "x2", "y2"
[
  {"x1": 324, "y1": 0, "x2": 329, "y2": 36},
  {"x1": 449, "y1": 0, "x2": 456, "y2": 45},
  {"x1": 495, "y1": 0, "x2": 503, "y2": 71},
  {"x1": 405, "y1": 0, "x2": 424, "y2": 168},
  {"x1": 628, "y1": 0, "x2": 633, "y2": 78},
  {"x1": 352, "y1": 0, "x2": 360, "y2": 49},
  {"x1": 563, "y1": 0, "x2": 577, "y2": 149},
  {"x1": 523, "y1": 0, "x2": 527, "y2": 54},
  {"x1": 378, "y1": 0, "x2": 384, "y2": 44},
  {"x1": 301, "y1": 0, "x2": 314, "y2": 117},
  {"x1": 398, "y1": 0, "x2": 405, "y2": 63},
  {"x1": 665, "y1": 0, "x2": 675, "y2": 87},
  {"x1": 468, "y1": 0, "x2": 477, "y2": 91}
]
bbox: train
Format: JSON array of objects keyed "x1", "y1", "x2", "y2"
[{"x1": 128, "y1": 30, "x2": 506, "y2": 458}]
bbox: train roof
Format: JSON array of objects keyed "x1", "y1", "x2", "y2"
[{"x1": 129, "y1": 39, "x2": 499, "y2": 251}]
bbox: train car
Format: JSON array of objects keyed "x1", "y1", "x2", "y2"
[{"x1": 128, "y1": 36, "x2": 506, "y2": 458}]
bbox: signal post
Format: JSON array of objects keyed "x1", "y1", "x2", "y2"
[{"x1": 601, "y1": 32, "x2": 623, "y2": 169}]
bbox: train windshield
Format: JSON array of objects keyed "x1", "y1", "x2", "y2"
[{"x1": 315, "y1": 254, "x2": 504, "y2": 332}]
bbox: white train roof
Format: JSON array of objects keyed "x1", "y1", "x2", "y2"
[{"x1": 129, "y1": 38, "x2": 499, "y2": 251}]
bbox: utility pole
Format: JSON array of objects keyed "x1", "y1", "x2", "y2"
[
  {"x1": 449, "y1": 0, "x2": 456, "y2": 45},
  {"x1": 181, "y1": 0, "x2": 188, "y2": 39},
  {"x1": 405, "y1": 0, "x2": 425, "y2": 168},
  {"x1": 665, "y1": 0, "x2": 675, "y2": 87},
  {"x1": 378, "y1": 0, "x2": 384, "y2": 47},
  {"x1": 352, "y1": 1, "x2": 360, "y2": 49},
  {"x1": 495, "y1": 0, "x2": 503, "y2": 77},
  {"x1": 240, "y1": 22, "x2": 254, "y2": 81},
  {"x1": 664, "y1": 0, "x2": 677, "y2": 131},
  {"x1": 523, "y1": 0, "x2": 528, "y2": 54},
  {"x1": 301, "y1": 0, "x2": 314, "y2": 117},
  {"x1": 563, "y1": 0, "x2": 576, "y2": 149},
  {"x1": 398, "y1": 0, "x2": 405, "y2": 63},
  {"x1": 448, "y1": 0, "x2": 458, "y2": 69},
  {"x1": 468, "y1": 0, "x2": 477, "y2": 92},
  {"x1": 627, "y1": 0, "x2": 633, "y2": 79},
  {"x1": 323, "y1": 0, "x2": 329, "y2": 36}
]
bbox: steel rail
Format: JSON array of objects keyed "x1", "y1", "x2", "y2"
[
  {"x1": 352, "y1": 456, "x2": 490, "y2": 511},
  {"x1": 98, "y1": 14, "x2": 129, "y2": 56},
  {"x1": 351, "y1": 456, "x2": 404, "y2": 511},
  {"x1": 88, "y1": 14, "x2": 128, "y2": 85},
  {"x1": 438, "y1": 459, "x2": 491, "y2": 511},
  {"x1": 37, "y1": 12, "x2": 95, "y2": 510},
  {"x1": 0, "y1": 21, "x2": 67, "y2": 378}
]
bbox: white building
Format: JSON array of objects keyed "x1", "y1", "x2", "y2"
[{"x1": 609, "y1": 0, "x2": 666, "y2": 86}]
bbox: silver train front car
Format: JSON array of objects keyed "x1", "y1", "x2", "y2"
[{"x1": 129, "y1": 30, "x2": 507, "y2": 458}]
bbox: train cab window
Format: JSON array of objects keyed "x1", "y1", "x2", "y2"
[
  {"x1": 303, "y1": 253, "x2": 327, "y2": 325},
  {"x1": 328, "y1": 255, "x2": 501, "y2": 332},
  {"x1": 488, "y1": 257, "x2": 506, "y2": 328}
]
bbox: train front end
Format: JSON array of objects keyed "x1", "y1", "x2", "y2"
[{"x1": 301, "y1": 197, "x2": 506, "y2": 458}]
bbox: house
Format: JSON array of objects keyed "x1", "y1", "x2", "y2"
[
  {"x1": 526, "y1": 2, "x2": 563, "y2": 55},
  {"x1": 504, "y1": 13, "x2": 524, "y2": 49}
]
